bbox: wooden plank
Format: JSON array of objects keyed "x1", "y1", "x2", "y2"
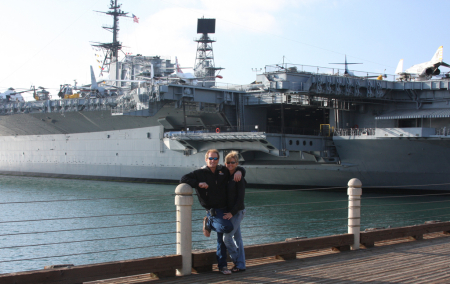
[
  {"x1": 332, "y1": 245, "x2": 350, "y2": 252},
  {"x1": 86, "y1": 233, "x2": 450, "y2": 284},
  {"x1": 191, "y1": 265, "x2": 213, "y2": 273},
  {"x1": 360, "y1": 221, "x2": 450, "y2": 247},
  {"x1": 0, "y1": 254, "x2": 182, "y2": 284},
  {"x1": 245, "y1": 234, "x2": 353, "y2": 259},
  {"x1": 275, "y1": 253, "x2": 297, "y2": 260},
  {"x1": 192, "y1": 234, "x2": 353, "y2": 267}
]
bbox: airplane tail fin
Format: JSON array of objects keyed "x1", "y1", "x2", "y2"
[
  {"x1": 431, "y1": 46, "x2": 444, "y2": 63},
  {"x1": 90, "y1": 66, "x2": 98, "y2": 89},
  {"x1": 395, "y1": 59, "x2": 404, "y2": 74},
  {"x1": 175, "y1": 57, "x2": 183, "y2": 74}
]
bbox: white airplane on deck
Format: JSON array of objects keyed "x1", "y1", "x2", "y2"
[
  {"x1": 168, "y1": 57, "x2": 223, "y2": 85},
  {"x1": 82, "y1": 66, "x2": 121, "y2": 97},
  {"x1": 395, "y1": 46, "x2": 450, "y2": 81},
  {"x1": 58, "y1": 66, "x2": 121, "y2": 99},
  {"x1": 168, "y1": 57, "x2": 198, "y2": 85}
]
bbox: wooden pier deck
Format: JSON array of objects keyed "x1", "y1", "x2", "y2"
[{"x1": 87, "y1": 232, "x2": 450, "y2": 284}]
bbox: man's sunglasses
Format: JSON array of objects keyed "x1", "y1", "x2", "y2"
[
  {"x1": 208, "y1": 157, "x2": 219, "y2": 160},
  {"x1": 226, "y1": 161, "x2": 236, "y2": 164}
]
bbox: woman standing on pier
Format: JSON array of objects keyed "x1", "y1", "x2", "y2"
[
  {"x1": 223, "y1": 151, "x2": 246, "y2": 272},
  {"x1": 180, "y1": 149, "x2": 244, "y2": 275}
]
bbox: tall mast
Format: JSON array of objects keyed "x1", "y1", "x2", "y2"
[
  {"x1": 91, "y1": 0, "x2": 130, "y2": 79},
  {"x1": 194, "y1": 18, "x2": 223, "y2": 87}
]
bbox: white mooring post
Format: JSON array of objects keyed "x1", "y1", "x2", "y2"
[
  {"x1": 175, "y1": 183, "x2": 193, "y2": 276},
  {"x1": 347, "y1": 178, "x2": 362, "y2": 250}
]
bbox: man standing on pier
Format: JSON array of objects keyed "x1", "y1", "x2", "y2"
[{"x1": 180, "y1": 149, "x2": 244, "y2": 274}]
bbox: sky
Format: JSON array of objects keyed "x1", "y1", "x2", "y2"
[{"x1": 1, "y1": 0, "x2": 450, "y2": 98}]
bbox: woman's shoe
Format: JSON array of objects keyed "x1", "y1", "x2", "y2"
[
  {"x1": 231, "y1": 266, "x2": 245, "y2": 272},
  {"x1": 219, "y1": 267, "x2": 232, "y2": 275}
]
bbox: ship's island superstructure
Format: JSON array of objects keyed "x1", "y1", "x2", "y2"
[{"x1": 1, "y1": 0, "x2": 450, "y2": 190}]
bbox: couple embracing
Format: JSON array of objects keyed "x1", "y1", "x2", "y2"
[{"x1": 180, "y1": 149, "x2": 246, "y2": 275}]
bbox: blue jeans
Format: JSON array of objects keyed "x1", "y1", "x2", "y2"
[
  {"x1": 223, "y1": 209, "x2": 246, "y2": 269},
  {"x1": 206, "y1": 208, "x2": 233, "y2": 269}
]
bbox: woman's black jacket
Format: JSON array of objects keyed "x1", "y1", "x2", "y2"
[{"x1": 227, "y1": 172, "x2": 246, "y2": 216}]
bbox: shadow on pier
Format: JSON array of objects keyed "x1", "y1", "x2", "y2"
[{"x1": 89, "y1": 232, "x2": 450, "y2": 283}]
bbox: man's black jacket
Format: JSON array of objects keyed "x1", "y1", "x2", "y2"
[{"x1": 180, "y1": 165, "x2": 245, "y2": 210}]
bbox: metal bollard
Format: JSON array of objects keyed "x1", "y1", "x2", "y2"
[
  {"x1": 175, "y1": 183, "x2": 193, "y2": 276},
  {"x1": 348, "y1": 178, "x2": 362, "y2": 250}
]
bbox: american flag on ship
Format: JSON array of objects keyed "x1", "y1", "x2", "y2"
[{"x1": 132, "y1": 14, "x2": 139, "y2": 23}]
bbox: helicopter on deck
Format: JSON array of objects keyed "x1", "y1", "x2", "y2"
[
  {"x1": 32, "y1": 86, "x2": 51, "y2": 101},
  {"x1": 0, "y1": 87, "x2": 32, "y2": 102}
]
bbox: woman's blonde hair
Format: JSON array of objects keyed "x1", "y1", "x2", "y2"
[{"x1": 225, "y1": 151, "x2": 239, "y2": 164}]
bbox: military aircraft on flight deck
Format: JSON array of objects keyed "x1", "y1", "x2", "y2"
[
  {"x1": 0, "y1": 87, "x2": 32, "y2": 102},
  {"x1": 395, "y1": 46, "x2": 450, "y2": 81},
  {"x1": 58, "y1": 66, "x2": 122, "y2": 99},
  {"x1": 330, "y1": 55, "x2": 386, "y2": 80}
]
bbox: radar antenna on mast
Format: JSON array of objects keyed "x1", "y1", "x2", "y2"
[{"x1": 194, "y1": 18, "x2": 223, "y2": 87}]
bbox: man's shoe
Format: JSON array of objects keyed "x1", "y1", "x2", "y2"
[{"x1": 203, "y1": 216, "x2": 211, "y2": 237}]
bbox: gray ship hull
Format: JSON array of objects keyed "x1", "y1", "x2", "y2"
[
  {"x1": 333, "y1": 136, "x2": 450, "y2": 189},
  {"x1": 1, "y1": 120, "x2": 448, "y2": 190}
]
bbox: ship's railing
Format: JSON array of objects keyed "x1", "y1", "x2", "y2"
[
  {"x1": 212, "y1": 82, "x2": 266, "y2": 91},
  {"x1": 111, "y1": 104, "x2": 131, "y2": 115},
  {"x1": 0, "y1": 97, "x2": 125, "y2": 115},
  {"x1": 435, "y1": 127, "x2": 450, "y2": 136},
  {"x1": 166, "y1": 126, "x2": 253, "y2": 136},
  {"x1": 166, "y1": 125, "x2": 320, "y2": 137},
  {"x1": 334, "y1": 128, "x2": 376, "y2": 136},
  {"x1": 335, "y1": 127, "x2": 450, "y2": 137},
  {"x1": 264, "y1": 63, "x2": 397, "y2": 82},
  {"x1": 266, "y1": 126, "x2": 320, "y2": 135}
]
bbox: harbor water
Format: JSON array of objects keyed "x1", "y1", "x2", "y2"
[{"x1": 1, "y1": 175, "x2": 450, "y2": 274}]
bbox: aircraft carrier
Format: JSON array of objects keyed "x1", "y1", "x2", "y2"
[{"x1": 1, "y1": 1, "x2": 450, "y2": 190}]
